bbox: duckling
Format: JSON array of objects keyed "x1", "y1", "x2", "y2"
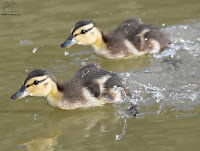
[
  {"x1": 61, "y1": 18, "x2": 170, "y2": 59},
  {"x1": 11, "y1": 64, "x2": 137, "y2": 112}
]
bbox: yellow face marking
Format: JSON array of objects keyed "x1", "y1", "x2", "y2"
[
  {"x1": 73, "y1": 23, "x2": 94, "y2": 35},
  {"x1": 74, "y1": 27, "x2": 104, "y2": 47},
  {"x1": 25, "y1": 75, "x2": 54, "y2": 97}
]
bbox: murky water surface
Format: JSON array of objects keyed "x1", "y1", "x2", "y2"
[{"x1": 1, "y1": 0, "x2": 200, "y2": 150}]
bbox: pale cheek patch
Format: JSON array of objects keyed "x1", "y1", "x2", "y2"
[
  {"x1": 77, "y1": 41, "x2": 88, "y2": 45},
  {"x1": 76, "y1": 34, "x2": 90, "y2": 45}
]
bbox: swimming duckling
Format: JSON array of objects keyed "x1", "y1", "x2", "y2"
[
  {"x1": 61, "y1": 18, "x2": 170, "y2": 59},
  {"x1": 11, "y1": 64, "x2": 137, "y2": 111}
]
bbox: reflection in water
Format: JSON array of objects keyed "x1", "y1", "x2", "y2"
[
  {"x1": 17, "y1": 107, "x2": 125, "y2": 151},
  {"x1": 98, "y1": 54, "x2": 151, "y2": 72}
]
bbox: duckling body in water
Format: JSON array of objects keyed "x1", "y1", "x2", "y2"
[
  {"x1": 11, "y1": 64, "x2": 137, "y2": 113},
  {"x1": 61, "y1": 18, "x2": 170, "y2": 59}
]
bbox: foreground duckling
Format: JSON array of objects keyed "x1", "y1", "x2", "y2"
[
  {"x1": 11, "y1": 64, "x2": 137, "y2": 112},
  {"x1": 61, "y1": 18, "x2": 170, "y2": 59}
]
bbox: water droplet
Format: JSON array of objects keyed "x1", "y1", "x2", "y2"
[
  {"x1": 32, "y1": 47, "x2": 38, "y2": 53},
  {"x1": 34, "y1": 114, "x2": 38, "y2": 120},
  {"x1": 34, "y1": 114, "x2": 38, "y2": 117},
  {"x1": 162, "y1": 23, "x2": 165, "y2": 27},
  {"x1": 115, "y1": 135, "x2": 120, "y2": 140},
  {"x1": 64, "y1": 51, "x2": 69, "y2": 56},
  {"x1": 126, "y1": 73, "x2": 130, "y2": 77},
  {"x1": 81, "y1": 62, "x2": 86, "y2": 66}
]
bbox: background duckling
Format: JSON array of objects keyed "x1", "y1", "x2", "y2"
[
  {"x1": 11, "y1": 64, "x2": 138, "y2": 113},
  {"x1": 61, "y1": 18, "x2": 170, "y2": 59}
]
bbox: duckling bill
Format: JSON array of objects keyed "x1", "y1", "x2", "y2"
[
  {"x1": 11, "y1": 64, "x2": 136, "y2": 111},
  {"x1": 61, "y1": 18, "x2": 170, "y2": 59}
]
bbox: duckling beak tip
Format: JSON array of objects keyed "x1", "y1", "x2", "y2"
[
  {"x1": 11, "y1": 85, "x2": 29, "y2": 100},
  {"x1": 61, "y1": 34, "x2": 77, "y2": 48}
]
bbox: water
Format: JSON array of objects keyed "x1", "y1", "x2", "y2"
[{"x1": 1, "y1": 0, "x2": 200, "y2": 150}]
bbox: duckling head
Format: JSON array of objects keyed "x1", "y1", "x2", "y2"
[
  {"x1": 61, "y1": 20, "x2": 103, "y2": 48},
  {"x1": 11, "y1": 69, "x2": 56, "y2": 100}
]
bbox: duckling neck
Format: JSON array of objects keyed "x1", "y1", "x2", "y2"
[
  {"x1": 46, "y1": 82, "x2": 63, "y2": 108},
  {"x1": 93, "y1": 35, "x2": 106, "y2": 49},
  {"x1": 92, "y1": 31, "x2": 106, "y2": 51}
]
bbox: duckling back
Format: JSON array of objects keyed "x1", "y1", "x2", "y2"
[
  {"x1": 104, "y1": 18, "x2": 170, "y2": 56},
  {"x1": 58, "y1": 63, "x2": 131, "y2": 109}
]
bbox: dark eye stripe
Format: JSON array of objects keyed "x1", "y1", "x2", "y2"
[
  {"x1": 26, "y1": 77, "x2": 48, "y2": 88},
  {"x1": 74, "y1": 26, "x2": 94, "y2": 37}
]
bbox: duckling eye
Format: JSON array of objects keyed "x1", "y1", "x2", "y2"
[
  {"x1": 81, "y1": 30, "x2": 86, "y2": 34},
  {"x1": 33, "y1": 80, "x2": 40, "y2": 85}
]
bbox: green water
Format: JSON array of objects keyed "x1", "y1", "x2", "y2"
[{"x1": 1, "y1": 0, "x2": 200, "y2": 150}]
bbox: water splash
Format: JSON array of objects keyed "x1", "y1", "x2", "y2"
[
  {"x1": 113, "y1": 86, "x2": 139, "y2": 140},
  {"x1": 20, "y1": 40, "x2": 33, "y2": 45},
  {"x1": 163, "y1": 23, "x2": 200, "y2": 56},
  {"x1": 115, "y1": 116, "x2": 127, "y2": 140}
]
